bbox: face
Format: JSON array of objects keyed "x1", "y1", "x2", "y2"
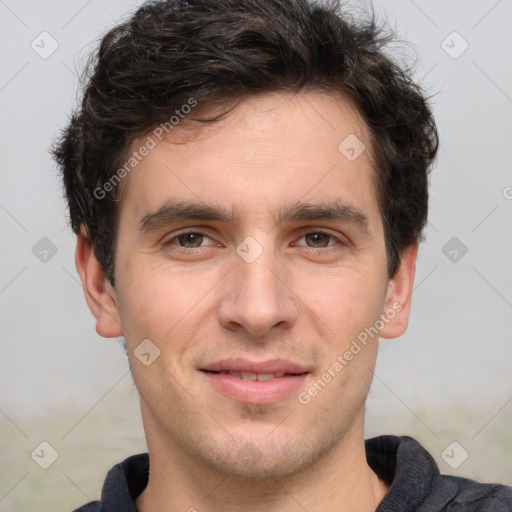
[{"x1": 80, "y1": 91, "x2": 415, "y2": 480}]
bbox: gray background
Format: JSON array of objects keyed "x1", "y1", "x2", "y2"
[{"x1": 1, "y1": 0, "x2": 511, "y2": 510}]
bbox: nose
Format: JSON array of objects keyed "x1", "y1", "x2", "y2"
[{"x1": 217, "y1": 244, "x2": 299, "y2": 338}]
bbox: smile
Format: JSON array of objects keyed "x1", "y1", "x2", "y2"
[{"x1": 215, "y1": 371, "x2": 287, "y2": 381}]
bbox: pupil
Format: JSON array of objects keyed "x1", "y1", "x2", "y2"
[
  {"x1": 307, "y1": 233, "x2": 328, "y2": 247},
  {"x1": 179, "y1": 233, "x2": 202, "y2": 247}
]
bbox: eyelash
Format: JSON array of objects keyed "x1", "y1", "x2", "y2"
[{"x1": 163, "y1": 229, "x2": 345, "y2": 252}]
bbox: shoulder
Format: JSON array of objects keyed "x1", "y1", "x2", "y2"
[
  {"x1": 366, "y1": 435, "x2": 512, "y2": 512},
  {"x1": 72, "y1": 502, "x2": 100, "y2": 511},
  {"x1": 432, "y1": 473, "x2": 512, "y2": 511},
  {"x1": 70, "y1": 453, "x2": 149, "y2": 512}
]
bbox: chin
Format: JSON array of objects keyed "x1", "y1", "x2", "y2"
[{"x1": 192, "y1": 430, "x2": 336, "y2": 482}]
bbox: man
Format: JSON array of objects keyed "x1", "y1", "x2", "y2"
[{"x1": 53, "y1": 0, "x2": 512, "y2": 510}]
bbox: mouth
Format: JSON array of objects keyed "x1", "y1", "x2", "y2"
[
  {"x1": 205, "y1": 370, "x2": 292, "y2": 381},
  {"x1": 200, "y1": 359, "x2": 311, "y2": 405}
]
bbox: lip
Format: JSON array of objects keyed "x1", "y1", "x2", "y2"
[
  {"x1": 202, "y1": 372, "x2": 309, "y2": 405},
  {"x1": 201, "y1": 358, "x2": 310, "y2": 375},
  {"x1": 200, "y1": 358, "x2": 311, "y2": 405}
]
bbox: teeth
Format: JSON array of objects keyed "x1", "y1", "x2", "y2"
[
  {"x1": 256, "y1": 373, "x2": 275, "y2": 381},
  {"x1": 220, "y1": 371, "x2": 287, "y2": 381},
  {"x1": 240, "y1": 371, "x2": 257, "y2": 380}
]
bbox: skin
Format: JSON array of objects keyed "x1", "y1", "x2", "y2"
[{"x1": 76, "y1": 91, "x2": 418, "y2": 512}]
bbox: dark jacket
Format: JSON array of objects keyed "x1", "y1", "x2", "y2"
[{"x1": 73, "y1": 435, "x2": 512, "y2": 511}]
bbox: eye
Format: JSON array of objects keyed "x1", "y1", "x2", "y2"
[
  {"x1": 166, "y1": 231, "x2": 215, "y2": 249},
  {"x1": 294, "y1": 232, "x2": 340, "y2": 249}
]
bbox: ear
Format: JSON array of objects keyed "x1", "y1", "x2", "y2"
[
  {"x1": 75, "y1": 227, "x2": 123, "y2": 338},
  {"x1": 379, "y1": 240, "x2": 418, "y2": 339}
]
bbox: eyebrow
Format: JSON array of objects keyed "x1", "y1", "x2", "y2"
[
  {"x1": 273, "y1": 202, "x2": 370, "y2": 234},
  {"x1": 138, "y1": 199, "x2": 371, "y2": 234}
]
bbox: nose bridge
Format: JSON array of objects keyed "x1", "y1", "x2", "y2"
[
  {"x1": 217, "y1": 236, "x2": 298, "y2": 337},
  {"x1": 239, "y1": 246, "x2": 281, "y2": 302}
]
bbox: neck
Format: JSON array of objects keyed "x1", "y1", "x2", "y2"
[{"x1": 136, "y1": 411, "x2": 388, "y2": 512}]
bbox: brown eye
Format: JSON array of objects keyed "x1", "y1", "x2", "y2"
[
  {"x1": 172, "y1": 232, "x2": 209, "y2": 248},
  {"x1": 304, "y1": 232, "x2": 333, "y2": 248}
]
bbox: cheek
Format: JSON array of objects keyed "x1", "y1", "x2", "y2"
[
  {"x1": 304, "y1": 269, "x2": 386, "y2": 344},
  {"x1": 116, "y1": 266, "x2": 203, "y2": 397},
  {"x1": 305, "y1": 272, "x2": 384, "y2": 409},
  {"x1": 116, "y1": 257, "x2": 220, "y2": 349}
]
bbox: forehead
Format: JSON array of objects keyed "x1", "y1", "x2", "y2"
[{"x1": 118, "y1": 91, "x2": 380, "y2": 229}]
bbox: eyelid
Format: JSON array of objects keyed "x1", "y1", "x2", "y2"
[
  {"x1": 164, "y1": 229, "x2": 217, "y2": 247},
  {"x1": 163, "y1": 227, "x2": 348, "y2": 250},
  {"x1": 292, "y1": 229, "x2": 346, "y2": 248}
]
